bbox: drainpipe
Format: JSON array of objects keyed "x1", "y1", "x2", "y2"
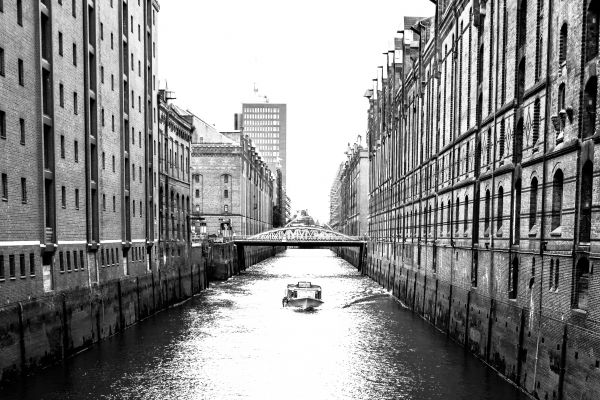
[{"x1": 532, "y1": 0, "x2": 554, "y2": 395}]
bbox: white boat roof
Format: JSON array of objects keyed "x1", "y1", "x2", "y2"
[{"x1": 287, "y1": 282, "x2": 321, "y2": 289}]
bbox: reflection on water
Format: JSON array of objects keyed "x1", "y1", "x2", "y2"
[{"x1": 1, "y1": 249, "x2": 525, "y2": 400}]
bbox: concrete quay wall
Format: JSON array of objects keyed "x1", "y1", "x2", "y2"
[
  {"x1": 335, "y1": 246, "x2": 600, "y2": 400},
  {"x1": 0, "y1": 243, "x2": 276, "y2": 386}
]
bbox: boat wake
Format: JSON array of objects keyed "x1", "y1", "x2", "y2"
[{"x1": 342, "y1": 293, "x2": 390, "y2": 308}]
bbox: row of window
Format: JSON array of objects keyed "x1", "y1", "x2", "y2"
[
  {"x1": 0, "y1": 110, "x2": 26, "y2": 144},
  {"x1": 1, "y1": 174, "x2": 28, "y2": 203},
  {"x1": 0, "y1": 48, "x2": 24, "y2": 85},
  {"x1": 0, "y1": 253, "x2": 35, "y2": 281},
  {"x1": 58, "y1": 250, "x2": 86, "y2": 273},
  {"x1": 370, "y1": 167, "x2": 567, "y2": 243}
]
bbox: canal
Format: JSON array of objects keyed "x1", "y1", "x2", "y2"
[{"x1": 1, "y1": 249, "x2": 526, "y2": 399}]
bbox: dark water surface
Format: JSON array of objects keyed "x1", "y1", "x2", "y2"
[{"x1": 1, "y1": 249, "x2": 526, "y2": 399}]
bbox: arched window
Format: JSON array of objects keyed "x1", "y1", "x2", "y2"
[
  {"x1": 575, "y1": 258, "x2": 590, "y2": 310},
  {"x1": 455, "y1": 198, "x2": 460, "y2": 233},
  {"x1": 529, "y1": 177, "x2": 538, "y2": 229},
  {"x1": 586, "y1": 0, "x2": 599, "y2": 63},
  {"x1": 509, "y1": 257, "x2": 519, "y2": 299},
  {"x1": 447, "y1": 199, "x2": 452, "y2": 235},
  {"x1": 484, "y1": 190, "x2": 491, "y2": 235},
  {"x1": 499, "y1": 120, "x2": 506, "y2": 158},
  {"x1": 486, "y1": 130, "x2": 492, "y2": 165},
  {"x1": 514, "y1": 179, "x2": 522, "y2": 244},
  {"x1": 532, "y1": 99, "x2": 540, "y2": 145},
  {"x1": 464, "y1": 195, "x2": 469, "y2": 233},
  {"x1": 559, "y1": 23, "x2": 568, "y2": 65},
  {"x1": 580, "y1": 161, "x2": 593, "y2": 243},
  {"x1": 440, "y1": 202, "x2": 445, "y2": 236},
  {"x1": 583, "y1": 77, "x2": 597, "y2": 139},
  {"x1": 558, "y1": 83, "x2": 566, "y2": 113},
  {"x1": 517, "y1": 58, "x2": 526, "y2": 105},
  {"x1": 497, "y1": 186, "x2": 504, "y2": 231},
  {"x1": 518, "y1": 0, "x2": 527, "y2": 50},
  {"x1": 551, "y1": 169, "x2": 564, "y2": 230}
]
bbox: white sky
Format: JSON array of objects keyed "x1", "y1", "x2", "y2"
[{"x1": 158, "y1": 0, "x2": 434, "y2": 223}]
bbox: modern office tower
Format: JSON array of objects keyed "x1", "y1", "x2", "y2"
[
  {"x1": 0, "y1": 0, "x2": 160, "y2": 303},
  {"x1": 240, "y1": 102, "x2": 287, "y2": 188}
]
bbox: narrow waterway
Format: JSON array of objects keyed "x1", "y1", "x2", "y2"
[{"x1": 2, "y1": 249, "x2": 526, "y2": 399}]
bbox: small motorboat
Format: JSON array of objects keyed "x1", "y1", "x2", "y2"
[{"x1": 282, "y1": 281, "x2": 323, "y2": 310}]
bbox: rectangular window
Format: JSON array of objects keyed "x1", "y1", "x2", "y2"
[
  {"x1": 18, "y1": 59, "x2": 24, "y2": 86},
  {"x1": 29, "y1": 253, "x2": 35, "y2": 276},
  {"x1": 80, "y1": 251, "x2": 85, "y2": 270},
  {"x1": 72, "y1": 0, "x2": 76, "y2": 17},
  {"x1": 16, "y1": 0, "x2": 22, "y2": 26},
  {"x1": 21, "y1": 177, "x2": 26, "y2": 203},
  {"x1": 102, "y1": 194, "x2": 106, "y2": 210},
  {"x1": 224, "y1": 189, "x2": 229, "y2": 199},
  {"x1": 58, "y1": 32, "x2": 63, "y2": 56},
  {"x1": 100, "y1": 23, "x2": 104, "y2": 40},
  {"x1": 1, "y1": 173, "x2": 7, "y2": 200},
  {"x1": 73, "y1": 43, "x2": 77, "y2": 66},
  {"x1": 113, "y1": 195, "x2": 116, "y2": 212},
  {"x1": 19, "y1": 118, "x2": 25, "y2": 144},
  {"x1": 111, "y1": 74, "x2": 114, "y2": 90},
  {"x1": 19, "y1": 254, "x2": 25, "y2": 277},
  {"x1": 73, "y1": 92, "x2": 78, "y2": 114},
  {"x1": 0, "y1": 255, "x2": 4, "y2": 280},
  {"x1": 75, "y1": 188, "x2": 79, "y2": 209},
  {"x1": 74, "y1": 140, "x2": 78, "y2": 162},
  {"x1": 61, "y1": 186, "x2": 66, "y2": 208},
  {"x1": 60, "y1": 135, "x2": 65, "y2": 158},
  {"x1": 9, "y1": 255, "x2": 15, "y2": 278},
  {"x1": 59, "y1": 252, "x2": 64, "y2": 272},
  {"x1": 0, "y1": 47, "x2": 4, "y2": 76},
  {"x1": 59, "y1": 83, "x2": 64, "y2": 107},
  {"x1": 111, "y1": 33, "x2": 114, "y2": 49},
  {"x1": 73, "y1": 250, "x2": 78, "y2": 269},
  {"x1": 0, "y1": 110, "x2": 4, "y2": 138},
  {"x1": 112, "y1": 155, "x2": 115, "y2": 172},
  {"x1": 66, "y1": 251, "x2": 71, "y2": 271},
  {"x1": 102, "y1": 152, "x2": 105, "y2": 169},
  {"x1": 100, "y1": 66, "x2": 104, "y2": 83}
]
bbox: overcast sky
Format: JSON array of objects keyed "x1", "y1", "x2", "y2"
[{"x1": 159, "y1": 0, "x2": 434, "y2": 223}]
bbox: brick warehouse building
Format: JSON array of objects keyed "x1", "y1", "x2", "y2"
[
  {"x1": 190, "y1": 126, "x2": 274, "y2": 238},
  {"x1": 157, "y1": 89, "x2": 192, "y2": 267},
  {"x1": 0, "y1": 0, "x2": 160, "y2": 303},
  {"x1": 358, "y1": 2, "x2": 600, "y2": 398}
]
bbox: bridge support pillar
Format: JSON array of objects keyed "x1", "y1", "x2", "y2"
[
  {"x1": 358, "y1": 244, "x2": 365, "y2": 272},
  {"x1": 236, "y1": 245, "x2": 245, "y2": 271}
]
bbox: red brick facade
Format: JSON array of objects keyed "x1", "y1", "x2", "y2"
[
  {"x1": 365, "y1": 3, "x2": 600, "y2": 398},
  {"x1": 0, "y1": 0, "x2": 160, "y2": 304}
]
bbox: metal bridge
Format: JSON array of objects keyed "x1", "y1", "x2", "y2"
[{"x1": 233, "y1": 226, "x2": 367, "y2": 269}]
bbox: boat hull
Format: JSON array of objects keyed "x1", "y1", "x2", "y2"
[{"x1": 286, "y1": 297, "x2": 323, "y2": 310}]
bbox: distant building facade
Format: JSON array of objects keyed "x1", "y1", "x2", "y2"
[
  {"x1": 336, "y1": 143, "x2": 368, "y2": 237},
  {"x1": 0, "y1": 0, "x2": 160, "y2": 303},
  {"x1": 190, "y1": 127, "x2": 273, "y2": 237},
  {"x1": 329, "y1": 163, "x2": 345, "y2": 231},
  {"x1": 240, "y1": 103, "x2": 287, "y2": 188},
  {"x1": 157, "y1": 90, "x2": 192, "y2": 265}
]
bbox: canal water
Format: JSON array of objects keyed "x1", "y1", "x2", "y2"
[{"x1": 1, "y1": 249, "x2": 526, "y2": 400}]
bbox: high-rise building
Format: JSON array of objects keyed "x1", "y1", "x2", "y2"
[
  {"x1": 0, "y1": 0, "x2": 160, "y2": 303},
  {"x1": 240, "y1": 103, "x2": 287, "y2": 188}
]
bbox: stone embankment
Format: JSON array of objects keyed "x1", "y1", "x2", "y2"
[
  {"x1": 0, "y1": 243, "x2": 277, "y2": 385},
  {"x1": 335, "y1": 247, "x2": 600, "y2": 400}
]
